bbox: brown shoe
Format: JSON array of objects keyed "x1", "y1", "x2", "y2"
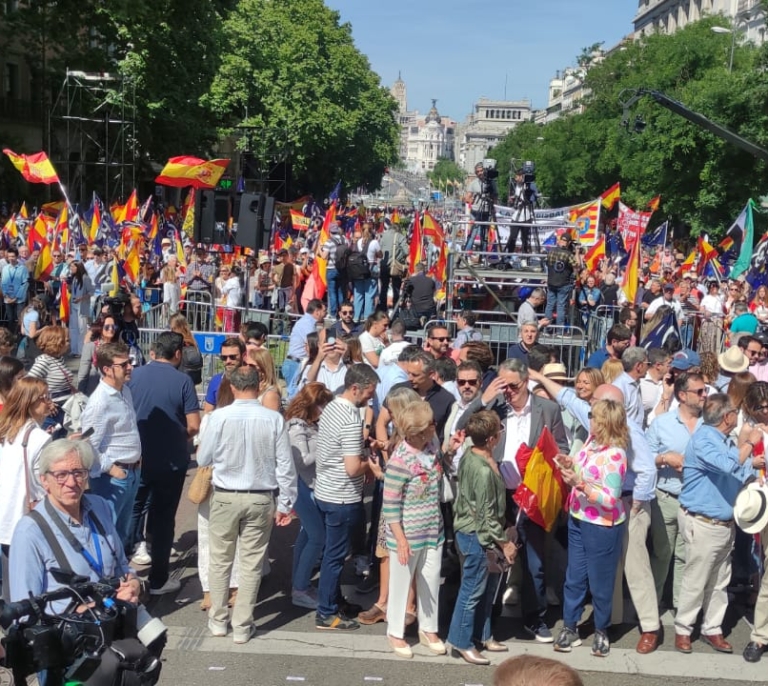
[
  {"x1": 358, "y1": 603, "x2": 386, "y2": 625},
  {"x1": 636, "y1": 631, "x2": 659, "y2": 654},
  {"x1": 675, "y1": 633, "x2": 692, "y2": 654},
  {"x1": 700, "y1": 633, "x2": 733, "y2": 653},
  {"x1": 200, "y1": 591, "x2": 211, "y2": 611}
]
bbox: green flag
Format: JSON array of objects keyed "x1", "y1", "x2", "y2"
[{"x1": 730, "y1": 199, "x2": 755, "y2": 279}]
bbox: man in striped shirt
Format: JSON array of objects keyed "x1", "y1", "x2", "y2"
[{"x1": 314, "y1": 363, "x2": 382, "y2": 630}]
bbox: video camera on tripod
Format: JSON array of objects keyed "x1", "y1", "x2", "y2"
[
  {"x1": 1, "y1": 569, "x2": 164, "y2": 686},
  {"x1": 511, "y1": 160, "x2": 538, "y2": 206}
]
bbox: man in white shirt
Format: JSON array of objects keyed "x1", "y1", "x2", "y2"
[
  {"x1": 645, "y1": 283, "x2": 683, "y2": 321},
  {"x1": 612, "y1": 347, "x2": 649, "y2": 427},
  {"x1": 198, "y1": 366, "x2": 296, "y2": 644},
  {"x1": 81, "y1": 341, "x2": 142, "y2": 549},
  {"x1": 639, "y1": 348, "x2": 672, "y2": 425}
]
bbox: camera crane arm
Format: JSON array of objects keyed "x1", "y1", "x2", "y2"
[{"x1": 619, "y1": 88, "x2": 768, "y2": 162}]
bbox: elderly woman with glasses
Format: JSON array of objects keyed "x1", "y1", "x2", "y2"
[{"x1": 0, "y1": 377, "x2": 54, "y2": 600}]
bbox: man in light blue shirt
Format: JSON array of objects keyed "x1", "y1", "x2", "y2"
[
  {"x1": 645, "y1": 372, "x2": 705, "y2": 609},
  {"x1": 612, "y1": 347, "x2": 648, "y2": 427},
  {"x1": 674, "y1": 394, "x2": 763, "y2": 655},
  {"x1": 283, "y1": 298, "x2": 326, "y2": 387}
]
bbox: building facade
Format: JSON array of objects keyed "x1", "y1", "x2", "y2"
[
  {"x1": 634, "y1": 0, "x2": 766, "y2": 43},
  {"x1": 454, "y1": 97, "x2": 532, "y2": 173}
]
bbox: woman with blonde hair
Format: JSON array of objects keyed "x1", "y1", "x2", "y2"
[
  {"x1": 245, "y1": 347, "x2": 281, "y2": 411},
  {"x1": 161, "y1": 262, "x2": 181, "y2": 319},
  {"x1": 0, "y1": 376, "x2": 53, "y2": 600},
  {"x1": 554, "y1": 399, "x2": 629, "y2": 658},
  {"x1": 600, "y1": 358, "x2": 623, "y2": 384},
  {"x1": 383, "y1": 399, "x2": 446, "y2": 659},
  {"x1": 285, "y1": 382, "x2": 335, "y2": 609},
  {"x1": 170, "y1": 312, "x2": 203, "y2": 386}
]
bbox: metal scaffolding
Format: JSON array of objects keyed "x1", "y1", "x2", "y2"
[{"x1": 47, "y1": 69, "x2": 137, "y2": 206}]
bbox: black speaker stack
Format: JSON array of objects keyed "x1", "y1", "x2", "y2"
[{"x1": 193, "y1": 190, "x2": 275, "y2": 251}]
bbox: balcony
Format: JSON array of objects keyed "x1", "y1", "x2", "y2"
[{"x1": 0, "y1": 97, "x2": 43, "y2": 124}]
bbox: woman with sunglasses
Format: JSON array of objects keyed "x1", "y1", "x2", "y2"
[
  {"x1": 245, "y1": 347, "x2": 282, "y2": 412},
  {"x1": 77, "y1": 315, "x2": 120, "y2": 395},
  {"x1": 0, "y1": 377, "x2": 53, "y2": 600}
]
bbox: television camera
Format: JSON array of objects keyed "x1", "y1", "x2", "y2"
[{"x1": 0, "y1": 569, "x2": 164, "y2": 686}]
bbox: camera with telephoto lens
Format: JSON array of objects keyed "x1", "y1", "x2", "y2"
[
  {"x1": 102, "y1": 292, "x2": 132, "y2": 323},
  {"x1": 0, "y1": 569, "x2": 164, "y2": 686}
]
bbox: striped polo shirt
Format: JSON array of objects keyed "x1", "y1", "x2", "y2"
[{"x1": 314, "y1": 397, "x2": 364, "y2": 504}]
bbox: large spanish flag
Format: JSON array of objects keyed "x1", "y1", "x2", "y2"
[
  {"x1": 600, "y1": 182, "x2": 621, "y2": 211},
  {"x1": 513, "y1": 427, "x2": 567, "y2": 532},
  {"x1": 34, "y1": 243, "x2": 53, "y2": 281},
  {"x1": 59, "y1": 280, "x2": 70, "y2": 324},
  {"x1": 621, "y1": 230, "x2": 642, "y2": 305},
  {"x1": 155, "y1": 156, "x2": 229, "y2": 189},
  {"x1": 300, "y1": 202, "x2": 336, "y2": 310},
  {"x1": 408, "y1": 211, "x2": 423, "y2": 275},
  {"x1": 3, "y1": 149, "x2": 60, "y2": 184}
]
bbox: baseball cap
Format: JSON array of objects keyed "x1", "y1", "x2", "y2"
[
  {"x1": 671, "y1": 349, "x2": 701, "y2": 371},
  {"x1": 663, "y1": 283, "x2": 675, "y2": 292}
]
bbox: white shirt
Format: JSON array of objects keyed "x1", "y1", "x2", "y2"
[
  {"x1": 379, "y1": 340, "x2": 410, "y2": 367},
  {"x1": 501, "y1": 395, "x2": 532, "y2": 490},
  {"x1": 639, "y1": 372, "x2": 664, "y2": 423},
  {"x1": 300, "y1": 358, "x2": 347, "y2": 394},
  {"x1": 700, "y1": 294, "x2": 724, "y2": 316},
  {"x1": 646, "y1": 295, "x2": 683, "y2": 319},
  {"x1": 612, "y1": 372, "x2": 644, "y2": 426},
  {"x1": 315, "y1": 397, "x2": 365, "y2": 504},
  {"x1": 0, "y1": 422, "x2": 50, "y2": 545},
  {"x1": 359, "y1": 331, "x2": 386, "y2": 366},
  {"x1": 221, "y1": 275, "x2": 242, "y2": 308}
]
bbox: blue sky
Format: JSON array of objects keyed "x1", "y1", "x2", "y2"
[{"x1": 325, "y1": 0, "x2": 639, "y2": 122}]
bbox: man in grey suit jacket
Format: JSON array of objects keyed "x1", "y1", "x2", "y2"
[{"x1": 457, "y1": 357, "x2": 568, "y2": 642}]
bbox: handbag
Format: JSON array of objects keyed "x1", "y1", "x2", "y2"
[
  {"x1": 485, "y1": 545, "x2": 511, "y2": 574},
  {"x1": 188, "y1": 465, "x2": 213, "y2": 504}
]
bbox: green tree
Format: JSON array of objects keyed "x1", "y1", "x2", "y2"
[
  {"x1": 428, "y1": 158, "x2": 464, "y2": 188},
  {"x1": 490, "y1": 18, "x2": 768, "y2": 237},
  {"x1": 203, "y1": 0, "x2": 399, "y2": 196}
]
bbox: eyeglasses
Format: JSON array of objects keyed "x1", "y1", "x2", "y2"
[
  {"x1": 37, "y1": 393, "x2": 52, "y2": 402},
  {"x1": 430, "y1": 337, "x2": 450, "y2": 342},
  {"x1": 46, "y1": 469, "x2": 89, "y2": 484},
  {"x1": 220, "y1": 354, "x2": 240, "y2": 361},
  {"x1": 103, "y1": 324, "x2": 117, "y2": 331},
  {"x1": 340, "y1": 310, "x2": 354, "y2": 315},
  {"x1": 52, "y1": 254, "x2": 62, "y2": 258},
  {"x1": 111, "y1": 360, "x2": 132, "y2": 369},
  {"x1": 755, "y1": 404, "x2": 768, "y2": 412},
  {"x1": 457, "y1": 378, "x2": 480, "y2": 387},
  {"x1": 684, "y1": 388, "x2": 707, "y2": 397},
  {"x1": 505, "y1": 381, "x2": 525, "y2": 392}
]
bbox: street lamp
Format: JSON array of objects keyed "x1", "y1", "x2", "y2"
[{"x1": 711, "y1": 25, "x2": 735, "y2": 73}]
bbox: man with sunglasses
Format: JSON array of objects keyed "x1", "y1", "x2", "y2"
[
  {"x1": 425, "y1": 323, "x2": 452, "y2": 361},
  {"x1": 81, "y1": 342, "x2": 141, "y2": 550},
  {"x1": 646, "y1": 372, "x2": 705, "y2": 625},
  {"x1": 329, "y1": 301, "x2": 361, "y2": 339},
  {"x1": 443, "y1": 360, "x2": 483, "y2": 465},
  {"x1": 203, "y1": 337, "x2": 245, "y2": 413}
]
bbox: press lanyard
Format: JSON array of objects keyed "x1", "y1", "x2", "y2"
[{"x1": 79, "y1": 515, "x2": 104, "y2": 577}]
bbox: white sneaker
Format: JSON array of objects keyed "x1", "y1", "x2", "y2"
[
  {"x1": 233, "y1": 624, "x2": 257, "y2": 644},
  {"x1": 131, "y1": 542, "x2": 152, "y2": 566},
  {"x1": 503, "y1": 586, "x2": 520, "y2": 606},
  {"x1": 149, "y1": 578, "x2": 181, "y2": 596},
  {"x1": 208, "y1": 618, "x2": 227, "y2": 637}
]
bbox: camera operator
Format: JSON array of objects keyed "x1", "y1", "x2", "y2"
[
  {"x1": 463, "y1": 162, "x2": 498, "y2": 252},
  {"x1": 8, "y1": 439, "x2": 141, "y2": 609},
  {"x1": 544, "y1": 233, "x2": 582, "y2": 329},
  {"x1": 506, "y1": 167, "x2": 539, "y2": 254}
]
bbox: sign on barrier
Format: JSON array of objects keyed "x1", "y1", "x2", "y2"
[{"x1": 193, "y1": 332, "x2": 228, "y2": 355}]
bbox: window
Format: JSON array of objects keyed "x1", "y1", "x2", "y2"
[{"x1": 4, "y1": 63, "x2": 19, "y2": 99}]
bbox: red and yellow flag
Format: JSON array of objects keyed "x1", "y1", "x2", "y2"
[
  {"x1": 155, "y1": 156, "x2": 229, "y2": 189},
  {"x1": 89, "y1": 202, "x2": 101, "y2": 245},
  {"x1": 409, "y1": 211, "x2": 423, "y2": 274},
  {"x1": 34, "y1": 243, "x2": 53, "y2": 281},
  {"x1": 181, "y1": 188, "x2": 195, "y2": 238},
  {"x1": 59, "y1": 280, "x2": 70, "y2": 324},
  {"x1": 647, "y1": 195, "x2": 661, "y2": 212},
  {"x1": 621, "y1": 231, "x2": 642, "y2": 305},
  {"x1": 600, "y1": 183, "x2": 621, "y2": 211},
  {"x1": 3, "y1": 149, "x2": 60, "y2": 184},
  {"x1": 513, "y1": 427, "x2": 567, "y2": 532},
  {"x1": 290, "y1": 210, "x2": 311, "y2": 231},
  {"x1": 583, "y1": 236, "x2": 605, "y2": 273},
  {"x1": 28, "y1": 215, "x2": 49, "y2": 252}
]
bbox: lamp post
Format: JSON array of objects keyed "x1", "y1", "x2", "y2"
[{"x1": 711, "y1": 25, "x2": 736, "y2": 73}]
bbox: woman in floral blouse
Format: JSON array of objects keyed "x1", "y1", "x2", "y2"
[
  {"x1": 554, "y1": 398, "x2": 629, "y2": 658},
  {"x1": 382, "y1": 400, "x2": 445, "y2": 659}
]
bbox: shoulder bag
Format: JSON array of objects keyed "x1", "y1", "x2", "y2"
[{"x1": 188, "y1": 465, "x2": 213, "y2": 504}]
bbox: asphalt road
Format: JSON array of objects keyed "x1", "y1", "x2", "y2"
[{"x1": 135, "y1": 468, "x2": 768, "y2": 686}]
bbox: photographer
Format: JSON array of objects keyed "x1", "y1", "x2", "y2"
[
  {"x1": 506, "y1": 167, "x2": 539, "y2": 254},
  {"x1": 463, "y1": 162, "x2": 497, "y2": 252},
  {"x1": 8, "y1": 439, "x2": 141, "y2": 608},
  {"x1": 544, "y1": 233, "x2": 581, "y2": 329}
]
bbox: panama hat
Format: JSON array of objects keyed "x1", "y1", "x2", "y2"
[
  {"x1": 718, "y1": 345, "x2": 749, "y2": 374},
  {"x1": 541, "y1": 362, "x2": 572, "y2": 382},
  {"x1": 734, "y1": 482, "x2": 768, "y2": 534}
]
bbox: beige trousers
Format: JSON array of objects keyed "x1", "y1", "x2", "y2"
[
  {"x1": 611, "y1": 498, "x2": 660, "y2": 631},
  {"x1": 649, "y1": 489, "x2": 685, "y2": 607},
  {"x1": 208, "y1": 491, "x2": 275, "y2": 632},
  {"x1": 674, "y1": 511, "x2": 734, "y2": 637}
]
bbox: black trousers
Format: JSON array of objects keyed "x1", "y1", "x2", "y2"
[
  {"x1": 129, "y1": 469, "x2": 186, "y2": 590},
  {"x1": 378, "y1": 264, "x2": 402, "y2": 311},
  {"x1": 506, "y1": 224, "x2": 531, "y2": 253}
]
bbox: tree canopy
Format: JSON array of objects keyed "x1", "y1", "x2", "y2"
[
  {"x1": 490, "y1": 17, "x2": 768, "y2": 237},
  {"x1": 428, "y1": 158, "x2": 465, "y2": 187}
]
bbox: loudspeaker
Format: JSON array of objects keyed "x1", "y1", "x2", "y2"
[
  {"x1": 236, "y1": 193, "x2": 275, "y2": 251},
  {"x1": 195, "y1": 190, "x2": 233, "y2": 244}
]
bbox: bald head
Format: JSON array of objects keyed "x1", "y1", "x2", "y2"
[{"x1": 592, "y1": 384, "x2": 624, "y2": 405}]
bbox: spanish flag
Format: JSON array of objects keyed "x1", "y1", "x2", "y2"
[
  {"x1": 647, "y1": 195, "x2": 661, "y2": 212},
  {"x1": 290, "y1": 210, "x2": 311, "y2": 231},
  {"x1": 409, "y1": 211, "x2": 423, "y2": 274},
  {"x1": 3, "y1": 149, "x2": 60, "y2": 185},
  {"x1": 181, "y1": 188, "x2": 195, "y2": 238},
  {"x1": 583, "y1": 236, "x2": 605, "y2": 272},
  {"x1": 59, "y1": 280, "x2": 70, "y2": 324},
  {"x1": 155, "y1": 156, "x2": 229, "y2": 189},
  {"x1": 621, "y1": 231, "x2": 641, "y2": 305},
  {"x1": 88, "y1": 200, "x2": 101, "y2": 245},
  {"x1": 34, "y1": 243, "x2": 53, "y2": 281},
  {"x1": 513, "y1": 427, "x2": 567, "y2": 532},
  {"x1": 600, "y1": 182, "x2": 621, "y2": 211}
]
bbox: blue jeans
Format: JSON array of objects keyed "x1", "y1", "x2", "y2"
[
  {"x1": 281, "y1": 357, "x2": 300, "y2": 387},
  {"x1": 447, "y1": 531, "x2": 500, "y2": 649},
  {"x1": 544, "y1": 284, "x2": 572, "y2": 328},
  {"x1": 516, "y1": 510, "x2": 548, "y2": 623},
  {"x1": 326, "y1": 268, "x2": 345, "y2": 317},
  {"x1": 352, "y1": 278, "x2": 377, "y2": 322},
  {"x1": 292, "y1": 479, "x2": 325, "y2": 592},
  {"x1": 315, "y1": 498, "x2": 362, "y2": 618},
  {"x1": 562, "y1": 515, "x2": 625, "y2": 631},
  {"x1": 89, "y1": 468, "x2": 141, "y2": 548}
]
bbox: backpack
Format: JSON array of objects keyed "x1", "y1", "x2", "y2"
[
  {"x1": 181, "y1": 344, "x2": 204, "y2": 385},
  {"x1": 346, "y1": 241, "x2": 371, "y2": 281},
  {"x1": 333, "y1": 237, "x2": 351, "y2": 273}
]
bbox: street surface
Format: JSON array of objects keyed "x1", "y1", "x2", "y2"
[{"x1": 139, "y1": 468, "x2": 768, "y2": 686}]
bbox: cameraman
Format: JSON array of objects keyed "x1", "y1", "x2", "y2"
[
  {"x1": 506, "y1": 169, "x2": 539, "y2": 254},
  {"x1": 9, "y1": 440, "x2": 141, "y2": 609},
  {"x1": 544, "y1": 233, "x2": 581, "y2": 329},
  {"x1": 463, "y1": 162, "x2": 497, "y2": 252}
]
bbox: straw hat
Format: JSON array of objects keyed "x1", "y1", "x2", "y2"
[
  {"x1": 718, "y1": 345, "x2": 749, "y2": 374},
  {"x1": 734, "y1": 482, "x2": 768, "y2": 534},
  {"x1": 541, "y1": 362, "x2": 572, "y2": 382}
]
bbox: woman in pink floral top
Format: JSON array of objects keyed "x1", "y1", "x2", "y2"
[{"x1": 554, "y1": 399, "x2": 629, "y2": 658}]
